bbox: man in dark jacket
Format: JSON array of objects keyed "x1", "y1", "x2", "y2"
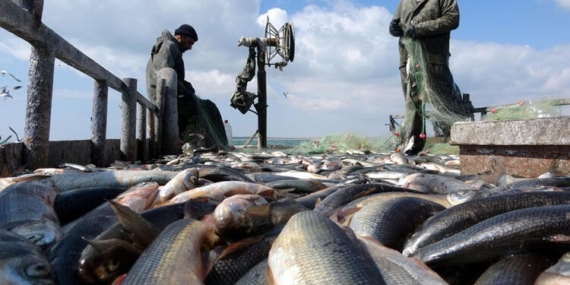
[
  {"x1": 389, "y1": 0, "x2": 471, "y2": 155},
  {"x1": 146, "y1": 24, "x2": 228, "y2": 150}
]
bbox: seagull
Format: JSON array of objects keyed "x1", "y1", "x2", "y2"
[
  {"x1": 1, "y1": 88, "x2": 12, "y2": 100},
  {"x1": 12, "y1": 86, "x2": 22, "y2": 90},
  {"x1": 283, "y1": 92, "x2": 288, "y2": 98},
  {"x1": 1, "y1": 70, "x2": 22, "y2": 82}
]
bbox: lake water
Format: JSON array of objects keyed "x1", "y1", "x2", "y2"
[{"x1": 232, "y1": 137, "x2": 314, "y2": 148}]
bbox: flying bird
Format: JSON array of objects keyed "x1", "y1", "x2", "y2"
[
  {"x1": 283, "y1": 92, "x2": 288, "y2": 98},
  {"x1": 1, "y1": 88, "x2": 12, "y2": 100},
  {"x1": 1, "y1": 70, "x2": 22, "y2": 82}
]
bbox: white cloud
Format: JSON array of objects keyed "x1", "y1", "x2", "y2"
[
  {"x1": 555, "y1": 0, "x2": 570, "y2": 9},
  {"x1": 1, "y1": 0, "x2": 570, "y2": 141}
]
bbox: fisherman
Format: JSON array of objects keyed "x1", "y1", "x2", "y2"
[
  {"x1": 146, "y1": 24, "x2": 228, "y2": 150},
  {"x1": 389, "y1": 0, "x2": 472, "y2": 155}
]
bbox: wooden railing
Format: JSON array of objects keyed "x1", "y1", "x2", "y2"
[{"x1": 0, "y1": 0, "x2": 173, "y2": 171}]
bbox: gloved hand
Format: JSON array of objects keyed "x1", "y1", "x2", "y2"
[
  {"x1": 405, "y1": 26, "x2": 416, "y2": 39},
  {"x1": 389, "y1": 19, "x2": 403, "y2": 37}
]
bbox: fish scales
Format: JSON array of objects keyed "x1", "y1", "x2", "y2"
[
  {"x1": 472, "y1": 254, "x2": 552, "y2": 285},
  {"x1": 414, "y1": 204, "x2": 570, "y2": 267},
  {"x1": 358, "y1": 235, "x2": 448, "y2": 285},
  {"x1": 205, "y1": 226, "x2": 283, "y2": 285},
  {"x1": 403, "y1": 191, "x2": 570, "y2": 257},
  {"x1": 121, "y1": 219, "x2": 217, "y2": 285},
  {"x1": 267, "y1": 211, "x2": 386, "y2": 284},
  {"x1": 33, "y1": 170, "x2": 179, "y2": 192},
  {"x1": 348, "y1": 196, "x2": 446, "y2": 251},
  {"x1": 314, "y1": 182, "x2": 416, "y2": 214}
]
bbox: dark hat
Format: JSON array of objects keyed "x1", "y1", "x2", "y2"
[{"x1": 174, "y1": 24, "x2": 198, "y2": 41}]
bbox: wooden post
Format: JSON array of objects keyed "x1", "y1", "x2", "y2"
[
  {"x1": 91, "y1": 80, "x2": 108, "y2": 167},
  {"x1": 24, "y1": 46, "x2": 55, "y2": 170},
  {"x1": 121, "y1": 78, "x2": 137, "y2": 162},
  {"x1": 137, "y1": 102, "x2": 148, "y2": 163},
  {"x1": 148, "y1": 107, "x2": 157, "y2": 159},
  {"x1": 156, "y1": 68, "x2": 179, "y2": 155},
  {"x1": 256, "y1": 44, "x2": 267, "y2": 149}
]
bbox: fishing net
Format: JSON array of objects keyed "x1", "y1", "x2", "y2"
[
  {"x1": 481, "y1": 99, "x2": 562, "y2": 121},
  {"x1": 285, "y1": 133, "x2": 457, "y2": 155},
  {"x1": 291, "y1": 133, "x2": 397, "y2": 154},
  {"x1": 400, "y1": 37, "x2": 472, "y2": 137},
  {"x1": 178, "y1": 94, "x2": 229, "y2": 150}
]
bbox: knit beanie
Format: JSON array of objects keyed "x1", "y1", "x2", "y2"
[{"x1": 174, "y1": 24, "x2": 198, "y2": 41}]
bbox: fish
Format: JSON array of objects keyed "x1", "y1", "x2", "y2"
[
  {"x1": 266, "y1": 211, "x2": 386, "y2": 284},
  {"x1": 535, "y1": 252, "x2": 570, "y2": 285},
  {"x1": 213, "y1": 194, "x2": 269, "y2": 241},
  {"x1": 234, "y1": 259, "x2": 268, "y2": 285},
  {"x1": 49, "y1": 182, "x2": 160, "y2": 285},
  {"x1": 78, "y1": 201, "x2": 187, "y2": 284},
  {"x1": 196, "y1": 165, "x2": 257, "y2": 183},
  {"x1": 264, "y1": 178, "x2": 328, "y2": 194},
  {"x1": 111, "y1": 181, "x2": 160, "y2": 212},
  {"x1": 205, "y1": 225, "x2": 283, "y2": 285},
  {"x1": 314, "y1": 182, "x2": 416, "y2": 214},
  {"x1": 357, "y1": 235, "x2": 448, "y2": 285},
  {"x1": 0, "y1": 182, "x2": 62, "y2": 250},
  {"x1": 53, "y1": 187, "x2": 127, "y2": 225},
  {"x1": 403, "y1": 191, "x2": 570, "y2": 257},
  {"x1": 167, "y1": 181, "x2": 281, "y2": 205},
  {"x1": 13, "y1": 170, "x2": 179, "y2": 192},
  {"x1": 397, "y1": 172, "x2": 477, "y2": 193},
  {"x1": 484, "y1": 177, "x2": 570, "y2": 195},
  {"x1": 412, "y1": 204, "x2": 570, "y2": 268},
  {"x1": 119, "y1": 219, "x2": 220, "y2": 285},
  {"x1": 0, "y1": 229, "x2": 56, "y2": 285},
  {"x1": 155, "y1": 168, "x2": 199, "y2": 204},
  {"x1": 347, "y1": 196, "x2": 446, "y2": 251},
  {"x1": 472, "y1": 253, "x2": 552, "y2": 285}
]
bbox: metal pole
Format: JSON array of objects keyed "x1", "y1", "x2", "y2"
[{"x1": 256, "y1": 44, "x2": 267, "y2": 149}]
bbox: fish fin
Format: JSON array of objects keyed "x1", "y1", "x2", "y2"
[
  {"x1": 244, "y1": 203, "x2": 272, "y2": 217},
  {"x1": 218, "y1": 234, "x2": 266, "y2": 259},
  {"x1": 83, "y1": 238, "x2": 105, "y2": 253},
  {"x1": 202, "y1": 249, "x2": 218, "y2": 280},
  {"x1": 351, "y1": 186, "x2": 376, "y2": 200},
  {"x1": 108, "y1": 200, "x2": 160, "y2": 246},
  {"x1": 10, "y1": 173, "x2": 50, "y2": 182},
  {"x1": 256, "y1": 188, "x2": 281, "y2": 198},
  {"x1": 336, "y1": 206, "x2": 362, "y2": 225},
  {"x1": 111, "y1": 274, "x2": 127, "y2": 285}
]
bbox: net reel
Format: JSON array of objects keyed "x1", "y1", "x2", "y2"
[{"x1": 237, "y1": 17, "x2": 295, "y2": 70}]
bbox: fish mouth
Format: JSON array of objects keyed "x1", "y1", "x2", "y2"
[{"x1": 77, "y1": 260, "x2": 100, "y2": 283}]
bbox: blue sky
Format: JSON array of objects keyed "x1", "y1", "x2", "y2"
[{"x1": 1, "y1": 0, "x2": 570, "y2": 142}]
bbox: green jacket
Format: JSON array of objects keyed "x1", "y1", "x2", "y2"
[
  {"x1": 392, "y1": 0, "x2": 459, "y2": 66},
  {"x1": 146, "y1": 30, "x2": 193, "y2": 103}
]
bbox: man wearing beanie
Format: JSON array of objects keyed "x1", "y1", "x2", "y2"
[{"x1": 146, "y1": 24, "x2": 229, "y2": 151}]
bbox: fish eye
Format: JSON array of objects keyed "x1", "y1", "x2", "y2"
[
  {"x1": 106, "y1": 258, "x2": 121, "y2": 272},
  {"x1": 25, "y1": 263, "x2": 51, "y2": 278}
]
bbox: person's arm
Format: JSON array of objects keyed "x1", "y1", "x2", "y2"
[{"x1": 412, "y1": 0, "x2": 459, "y2": 38}]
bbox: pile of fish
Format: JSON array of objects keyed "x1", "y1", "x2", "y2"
[{"x1": 1, "y1": 149, "x2": 570, "y2": 285}]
